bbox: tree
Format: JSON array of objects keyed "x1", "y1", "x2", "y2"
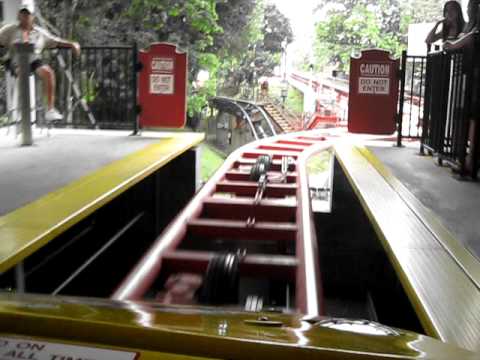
[
  {"x1": 38, "y1": 0, "x2": 224, "y2": 116},
  {"x1": 313, "y1": 0, "x2": 407, "y2": 72},
  {"x1": 217, "y1": 2, "x2": 293, "y2": 97},
  {"x1": 36, "y1": 0, "x2": 292, "y2": 118},
  {"x1": 405, "y1": 0, "x2": 443, "y2": 25}
]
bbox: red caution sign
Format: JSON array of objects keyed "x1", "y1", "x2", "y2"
[
  {"x1": 348, "y1": 49, "x2": 399, "y2": 134},
  {"x1": 138, "y1": 43, "x2": 187, "y2": 129}
]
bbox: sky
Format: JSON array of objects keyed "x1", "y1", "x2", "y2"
[{"x1": 268, "y1": 0, "x2": 320, "y2": 64}]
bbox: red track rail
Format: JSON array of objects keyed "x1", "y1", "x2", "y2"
[{"x1": 112, "y1": 133, "x2": 330, "y2": 317}]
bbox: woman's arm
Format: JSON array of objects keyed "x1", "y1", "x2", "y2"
[
  {"x1": 425, "y1": 20, "x2": 444, "y2": 45},
  {"x1": 443, "y1": 31, "x2": 475, "y2": 51}
]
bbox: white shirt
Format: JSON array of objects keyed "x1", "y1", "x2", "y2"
[{"x1": 0, "y1": 23, "x2": 61, "y2": 64}]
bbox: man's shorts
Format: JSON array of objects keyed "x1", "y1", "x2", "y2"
[{"x1": 3, "y1": 59, "x2": 44, "y2": 76}]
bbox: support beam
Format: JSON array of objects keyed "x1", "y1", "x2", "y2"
[
  {"x1": 215, "y1": 181, "x2": 297, "y2": 197},
  {"x1": 233, "y1": 159, "x2": 296, "y2": 172},
  {"x1": 202, "y1": 197, "x2": 297, "y2": 222},
  {"x1": 242, "y1": 151, "x2": 299, "y2": 160},
  {"x1": 187, "y1": 219, "x2": 297, "y2": 241},
  {"x1": 225, "y1": 170, "x2": 297, "y2": 183}
]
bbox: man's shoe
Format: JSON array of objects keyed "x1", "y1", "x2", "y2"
[{"x1": 45, "y1": 108, "x2": 63, "y2": 121}]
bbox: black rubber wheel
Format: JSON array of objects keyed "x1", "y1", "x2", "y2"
[
  {"x1": 198, "y1": 252, "x2": 240, "y2": 305},
  {"x1": 257, "y1": 155, "x2": 272, "y2": 171},
  {"x1": 250, "y1": 162, "x2": 260, "y2": 181},
  {"x1": 250, "y1": 161, "x2": 267, "y2": 181}
]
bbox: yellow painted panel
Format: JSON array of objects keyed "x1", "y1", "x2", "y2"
[
  {"x1": 334, "y1": 142, "x2": 480, "y2": 352},
  {"x1": 357, "y1": 145, "x2": 480, "y2": 291},
  {"x1": 0, "y1": 133, "x2": 204, "y2": 273},
  {"x1": 0, "y1": 293, "x2": 476, "y2": 360}
]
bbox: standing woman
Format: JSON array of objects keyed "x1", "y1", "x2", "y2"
[
  {"x1": 442, "y1": 0, "x2": 480, "y2": 177},
  {"x1": 425, "y1": 1, "x2": 465, "y2": 51},
  {"x1": 444, "y1": 0, "x2": 479, "y2": 50}
]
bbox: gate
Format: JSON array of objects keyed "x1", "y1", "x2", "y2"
[{"x1": 397, "y1": 51, "x2": 427, "y2": 145}]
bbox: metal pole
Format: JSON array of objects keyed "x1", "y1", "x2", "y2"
[
  {"x1": 52, "y1": 212, "x2": 144, "y2": 295},
  {"x1": 132, "y1": 42, "x2": 140, "y2": 135},
  {"x1": 16, "y1": 43, "x2": 34, "y2": 146},
  {"x1": 396, "y1": 50, "x2": 407, "y2": 147},
  {"x1": 15, "y1": 262, "x2": 25, "y2": 293}
]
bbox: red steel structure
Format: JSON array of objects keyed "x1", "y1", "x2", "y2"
[
  {"x1": 113, "y1": 133, "x2": 329, "y2": 317},
  {"x1": 290, "y1": 73, "x2": 349, "y2": 128}
]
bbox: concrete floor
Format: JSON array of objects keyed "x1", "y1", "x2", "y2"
[
  {"x1": 0, "y1": 130, "x2": 161, "y2": 216},
  {"x1": 369, "y1": 144, "x2": 480, "y2": 260}
]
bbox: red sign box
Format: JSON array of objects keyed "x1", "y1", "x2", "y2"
[
  {"x1": 348, "y1": 49, "x2": 399, "y2": 134},
  {"x1": 138, "y1": 43, "x2": 187, "y2": 129}
]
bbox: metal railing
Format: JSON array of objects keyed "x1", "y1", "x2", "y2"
[
  {"x1": 397, "y1": 38, "x2": 479, "y2": 178},
  {"x1": 420, "y1": 46, "x2": 476, "y2": 176},
  {"x1": 397, "y1": 51, "x2": 427, "y2": 145},
  {"x1": 1, "y1": 44, "x2": 138, "y2": 132},
  {"x1": 43, "y1": 45, "x2": 138, "y2": 130}
]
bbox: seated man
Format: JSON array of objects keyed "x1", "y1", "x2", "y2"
[{"x1": 0, "y1": 3, "x2": 81, "y2": 121}]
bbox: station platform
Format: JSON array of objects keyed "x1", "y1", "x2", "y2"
[
  {"x1": 1, "y1": 131, "x2": 161, "y2": 216},
  {"x1": 368, "y1": 142, "x2": 480, "y2": 261},
  {"x1": 0, "y1": 130, "x2": 203, "y2": 278},
  {"x1": 334, "y1": 138, "x2": 480, "y2": 352},
  {"x1": 1, "y1": 127, "x2": 479, "y2": 352}
]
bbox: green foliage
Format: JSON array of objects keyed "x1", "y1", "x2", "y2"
[
  {"x1": 37, "y1": 0, "x2": 293, "y2": 118},
  {"x1": 314, "y1": 0, "x2": 406, "y2": 72},
  {"x1": 127, "y1": 0, "x2": 222, "y2": 47},
  {"x1": 188, "y1": 52, "x2": 220, "y2": 116},
  {"x1": 269, "y1": 82, "x2": 304, "y2": 115},
  {"x1": 77, "y1": 15, "x2": 91, "y2": 28},
  {"x1": 82, "y1": 72, "x2": 98, "y2": 103},
  {"x1": 405, "y1": 0, "x2": 442, "y2": 24},
  {"x1": 285, "y1": 87, "x2": 304, "y2": 115},
  {"x1": 200, "y1": 143, "x2": 225, "y2": 182},
  {"x1": 217, "y1": 1, "x2": 293, "y2": 97}
]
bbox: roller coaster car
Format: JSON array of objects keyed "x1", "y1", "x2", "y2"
[
  {"x1": 0, "y1": 131, "x2": 476, "y2": 359},
  {"x1": 0, "y1": 293, "x2": 476, "y2": 360}
]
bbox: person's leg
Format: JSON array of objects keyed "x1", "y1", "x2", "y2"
[
  {"x1": 34, "y1": 63, "x2": 62, "y2": 121},
  {"x1": 35, "y1": 64, "x2": 55, "y2": 110}
]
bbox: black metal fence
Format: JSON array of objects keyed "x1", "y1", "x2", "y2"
[
  {"x1": 1, "y1": 45, "x2": 138, "y2": 131},
  {"x1": 419, "y1": 41, "x2": 478, "y2": 177},
  {"x1": 43, "y1": 45, "x2": 138, "y2": 130},
  {"x1": 421, "y1": 51, "x2": 464, "y2": 160},
  {"x1": 397, "y1": 52, "x2": 427, "y2": 143},
  {"x1": 397, "y1": 36, "x2": 479, "y2": 178}
]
